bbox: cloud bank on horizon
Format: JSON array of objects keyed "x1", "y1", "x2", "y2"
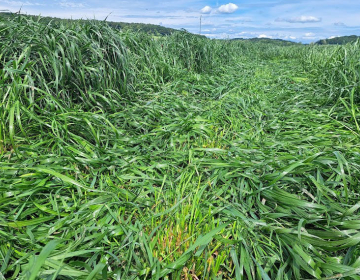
[{"x1": 1, "y1": 0, "x2": 359, "y2": 43}]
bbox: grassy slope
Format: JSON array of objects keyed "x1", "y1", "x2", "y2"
[{"x1": 1, "y1": 16, "x2": 360, "y2": 279}]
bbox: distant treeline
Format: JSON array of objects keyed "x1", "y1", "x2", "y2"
[
  {"x1": 106, "y1": 22, "x2": 177, "y2": 35},
  {"x1": 0, "y1": 12, "x2": 177, "y2": 35},
  {"x1": 315, "y1": 35, "x2": 360, "y2": 45},
  {"x1": 231, "y1": 37, "x2": 301, "y2": 46}
]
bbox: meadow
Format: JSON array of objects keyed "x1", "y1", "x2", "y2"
[{"x1": 0, "y1": 15, "x2": 360, "y2": 279}]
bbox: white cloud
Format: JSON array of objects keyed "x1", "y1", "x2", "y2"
[
  {"x1": 276, "y1": 16, "x2": 321, "y2": 23},
  {"x1": 236, "y1": 31, "x2": 258, "y2": 38},
  {"x1": 302, "y1": 32, "x2": 317, "y2": 40},
  {"x1": 258, "y1": 34, "x2": 272, "y2": 38},
  {"x1": 59, "y1": 1, "x2": 85, "y2": 8},
  {"x1": 0, "y1": 0, "x2": 43, "y2": 6},
  {"x1": 225, "y1": 16, "x2": 252, "y2": 23},
  {"x1": 217, "y1": 3, "x2": 238, "y2": 14},
  {"x1": 334, "y1": 22, "x2": 345, "y2": 26},
  {"x1": 200, "y1": 5, "x2": 212, "y2": 14}
]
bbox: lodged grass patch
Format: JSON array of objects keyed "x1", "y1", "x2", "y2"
[{"x1": 1, "y1": 15, "x2": 360, "y2": 279}]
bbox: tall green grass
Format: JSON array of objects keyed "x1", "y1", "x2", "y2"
[
  {"x1": 1, "y1": 15, "x2": 360, "y2": 279},
  {"x1": 302, "y1": 42, "x2": 360, "y2": 133}
]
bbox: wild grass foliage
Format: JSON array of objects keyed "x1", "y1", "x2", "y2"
[
  {"x1": 304, "y1": 42, "x2": 360, "y2": 100},
  {"x1": 1, "y1": 15, "x2": 360, "y2": 279},
  {"x1": 303, "y1": 42, "x2": 360, "y2": 133}
]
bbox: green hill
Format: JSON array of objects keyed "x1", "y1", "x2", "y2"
[{"x1": 316, "y1": 35, "x2": 360, "y2": 45}]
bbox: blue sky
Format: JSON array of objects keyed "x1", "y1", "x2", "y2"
[{"x1": 1, "y1": 0, "x2": 360, "y2": 43}]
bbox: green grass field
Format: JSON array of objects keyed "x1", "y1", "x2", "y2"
[{"x1": 1, "y1": 15, "x2": 360, "y2": 280}]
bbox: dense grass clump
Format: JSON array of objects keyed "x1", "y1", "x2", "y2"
[{"x1": 1, "y1": 15, "x2": 360, "y2": 279}]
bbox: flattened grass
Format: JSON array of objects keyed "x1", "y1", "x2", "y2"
[{"x1": 1, "y1": 15, "x2": 360, "y2": 279}]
